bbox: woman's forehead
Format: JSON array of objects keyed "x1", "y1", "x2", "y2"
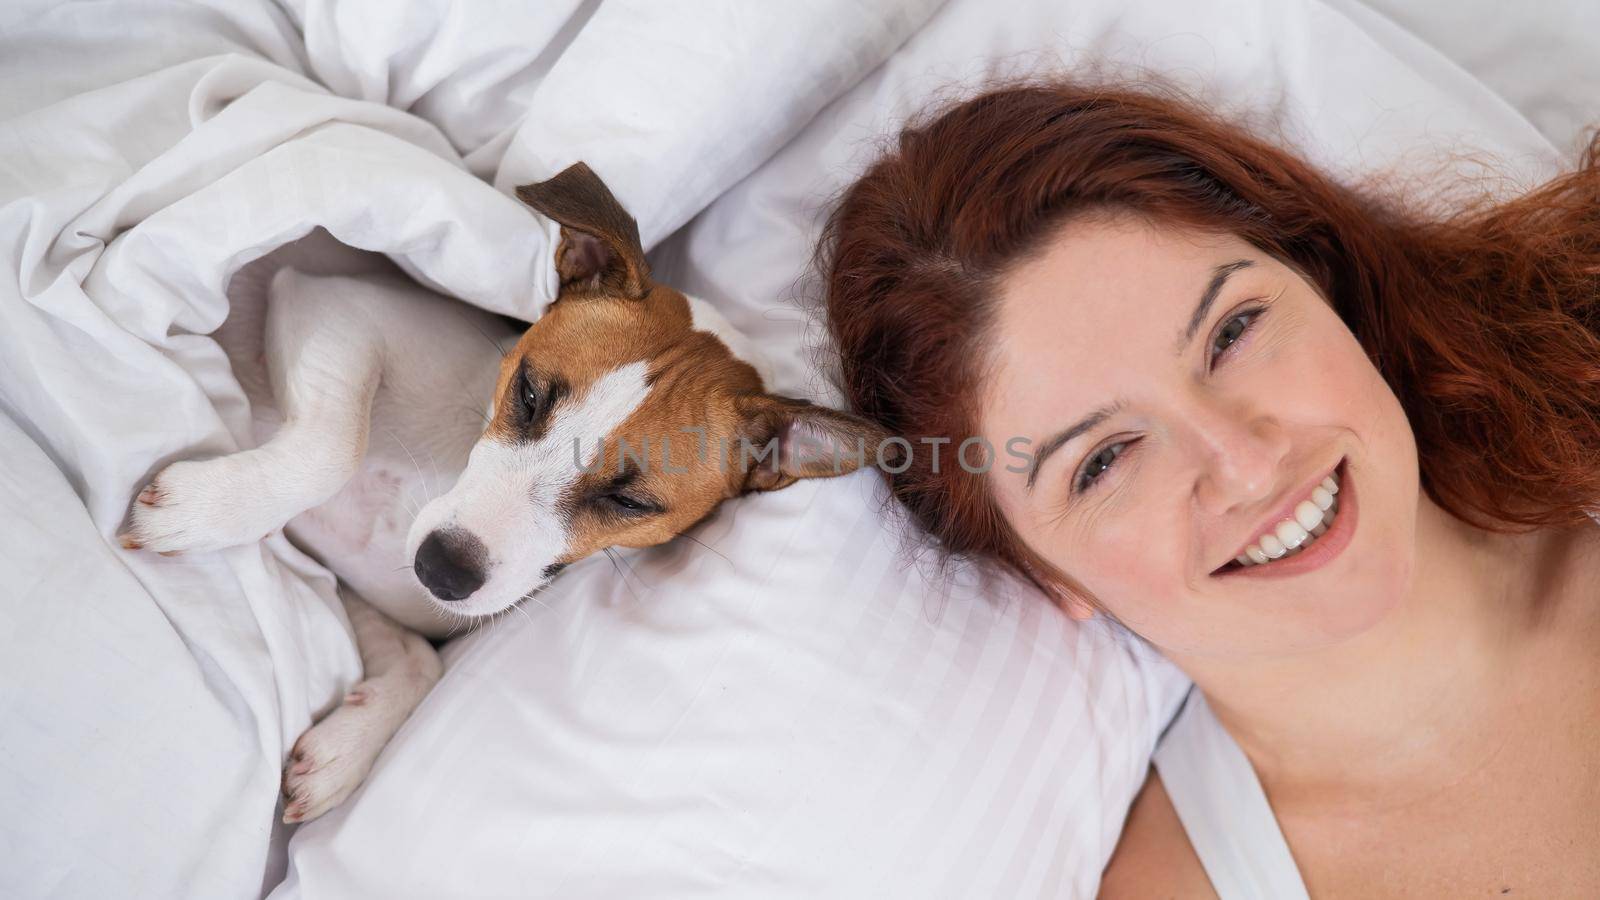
[
  {"x1": 983, "y1": 218, "x2": 1265, "y2": 432},
  {"x1": 1003, "y1": 216, "x2": 1255, "y2": 321}
]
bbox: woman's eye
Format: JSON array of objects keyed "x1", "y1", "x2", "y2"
[
  {"x1": 1075, "y1": 440, "x2": 1131, "y2": 494},
  {"x1": 1209, "y1": 307, "x2": 1263, "y2": 369}
]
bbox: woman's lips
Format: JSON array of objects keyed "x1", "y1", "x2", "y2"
[{"x1": 1212, "y1": 458, "x2": 1357, "y2": 579}]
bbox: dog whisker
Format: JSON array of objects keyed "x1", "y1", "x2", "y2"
[
  {"x1": 425, "y1": 449, "x2": 441, "y2": 500},
  {"x1": 603, "y1": 548, "x2": 644, "y2": 605},
  {"x1": 441, "y1": 604, "x2": 470, "y2": 639},
  {"x1": 385, "y1": 427, "x2": 433, "y2": 513},
  {"x1": 612, "y1": 546, "x2": 653, "y2": 591},
  {"x1": 504, "y1": 598, "x2": 545, "y2": 637},
  {"x1": 454, "y1": 307, "x2": 512, "y2": 357},
  {"x1": 679, "y1": 533, "x2": 732, "y2": 568},
  {"x1": 520, "y1": 589, "x2": 556, "y2": 615},
  {"x1": 509, "y1": 601, "x2": 536, "y2": 630}
]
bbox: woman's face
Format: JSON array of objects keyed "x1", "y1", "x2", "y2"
[{"x1": 981, "y1": 212, "x2": 1419, "y2": 660}]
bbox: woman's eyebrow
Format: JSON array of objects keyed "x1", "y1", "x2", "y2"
[
  {"x1": 1025, "y1": 400, "x2": 1125, "y2": 490},
  {"x1": 1024, "y1": 259, "x2": 1255, "y2": 493},
  {"x1": 1174, "y1": 259, "x2": 1254, "y2": 354}
]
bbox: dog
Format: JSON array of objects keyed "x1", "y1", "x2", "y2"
[{"x1": 120, "y1": 163, "x2": 884, "y2": 823}]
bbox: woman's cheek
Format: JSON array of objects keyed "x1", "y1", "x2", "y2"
[{"x1": 1063, "y1": 499, "x2": 1177, "y2": 616}]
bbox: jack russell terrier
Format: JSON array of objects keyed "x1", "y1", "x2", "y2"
[{"x1": 120, "y1": 163, "x2": 883, "y2": 823}]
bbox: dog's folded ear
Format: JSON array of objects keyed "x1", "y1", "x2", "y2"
[
  {"x1": 735, "y1": 394, "x2": 890, "y2": 493},
  {"x1": 516, "y1": 163, "x2": 650, "y2": 300}
]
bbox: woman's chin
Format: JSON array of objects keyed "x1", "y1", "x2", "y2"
[{"x1": 1307, "y1": 584, "x2": 1404, "y2": 646}]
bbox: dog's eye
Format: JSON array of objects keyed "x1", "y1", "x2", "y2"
[
  {"x1": 519, "y1": 371, "x2": 542, "y2": 421},
  {"x1": 602, "y1": 493, "x2": 658, "y2": 516}
]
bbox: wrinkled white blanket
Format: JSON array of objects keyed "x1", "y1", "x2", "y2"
[{"x1": 0, "y1": 2, "x2": 936, "y2": 896}]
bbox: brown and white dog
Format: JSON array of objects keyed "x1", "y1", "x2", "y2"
[{"x1": 121, "y1": 163, "x2": 882, "y2": 823}]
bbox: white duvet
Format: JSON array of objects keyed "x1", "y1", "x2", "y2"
[
  {"x1": 2, "y1": 1, "x2": 1595, "y2": 898},
  {"x1": 0, "y1": 1, "x2": 935, "y2": 896}
]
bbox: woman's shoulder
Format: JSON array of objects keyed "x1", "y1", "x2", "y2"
[{"x1": 1098, "y1": 767, "x2": 1217, "y2": 899}]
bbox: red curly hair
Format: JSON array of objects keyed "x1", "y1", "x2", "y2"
[{"x1": 821, "y1": 80, "x2": 1600, "y2": 602}]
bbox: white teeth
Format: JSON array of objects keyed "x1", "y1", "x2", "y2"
[
  {"x1": 1226, "y1": 465, "x2": 1344, "y2": 570},
  {"x1": 1293, "y1": 500, "x2": 1323, "y2": 531},
  {"x1": 1275, "y1": 519, "x2": 1310, "y2": 549}
]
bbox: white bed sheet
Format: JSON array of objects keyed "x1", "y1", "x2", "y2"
[
  {"x1": 272, "y1": 0, "x2": 1582, "y2": 898},
  {"x1": 1357, "y1": 0, "x2": 1600, "y2": 157},
  {"x1": 0, "y1": 2, "x2": 934, "y2": 898}
]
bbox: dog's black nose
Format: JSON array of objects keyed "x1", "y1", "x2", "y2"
[{"x1": 414, "y1": 529, "x2": 487, "y2": 602}]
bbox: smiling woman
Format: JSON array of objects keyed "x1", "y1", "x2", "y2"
[
  {"x1": 981, "y1": 213, "x2": 1406, "y2": 656},
  {"x1": 821, "y1": 81, "x2": 1600, "y2": 895}
]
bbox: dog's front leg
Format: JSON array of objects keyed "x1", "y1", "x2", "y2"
[
  {"x1": 281, "y1": 589, "x2": 442, "y2": 824},
  {"x1": 123, "y1": 271, "x2": 383, "y2": 553}
]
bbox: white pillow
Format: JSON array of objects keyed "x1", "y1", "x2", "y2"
[
  {"x1": 1356, "y1": 0, "x2": 1600, "y2": 154},
  {"x1": 277, "y1": 0, "x2": 1566, "y2": 896},
  {"x1": 276, "y1": 472, "x2": 1185, "y2": 898}
]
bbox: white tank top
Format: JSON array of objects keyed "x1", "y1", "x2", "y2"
[{"x1": 1150, "y1": 689, "x2": 1311, "y2": 899}]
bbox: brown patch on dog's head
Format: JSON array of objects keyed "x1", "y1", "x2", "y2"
[
  {"x1": 479, "y1": 277, "x2": 886, "y2": 569},
  {"x1": 404, "y1": 163, "x2": 885, "y2": 616},
  {"x1": 552, "y1": 330, "x2": 890, "y2": 565}
]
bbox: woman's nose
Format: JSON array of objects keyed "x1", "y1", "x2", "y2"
[{"x1": 1189, "y1": 404, "x2": 1290, "y2": 515}]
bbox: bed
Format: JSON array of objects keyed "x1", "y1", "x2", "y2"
[{"x1": 1, "y1": 1, "x2": 1595, "y2": 897}]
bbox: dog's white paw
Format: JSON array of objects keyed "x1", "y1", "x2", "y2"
[
  {"x1": 280, "y1": 682, "x2": 392, "y2": 824},
  {"x1": 120, "y1": 457, "x2": 280, "y2": 553}
]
